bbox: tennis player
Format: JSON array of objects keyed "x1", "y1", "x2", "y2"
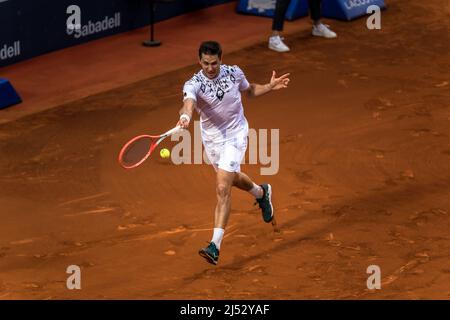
[{"x1": 176, "y1": 41, "x2": 290, "y2": 265}]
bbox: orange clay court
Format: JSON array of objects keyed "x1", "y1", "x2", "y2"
[{"x1": 0, "y1": 0, "x2": 449, "y2": 299}]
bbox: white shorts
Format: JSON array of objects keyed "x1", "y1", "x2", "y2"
[{"x1": 202, "y1": 126, "x2": 248, "y2": 173}]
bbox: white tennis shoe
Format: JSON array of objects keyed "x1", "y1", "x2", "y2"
[
  {"x1": 268, "y1": 35, "x2": 290, "y2": 52},
  {"x1": 312, "y1": 23, "x2": 337, "y2": 38}
]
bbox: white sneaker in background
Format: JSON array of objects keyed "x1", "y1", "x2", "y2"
[
  {"x1": 268, "y1": 35, "x2": 290, "y2": 52},
  {"x1": 312, "y1": 23, "x2": 337, "y2": 38}
]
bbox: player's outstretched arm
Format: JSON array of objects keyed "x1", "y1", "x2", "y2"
[
  {"x1": 177, "y1": 98, "x2": 195, "y2": 129},
  {"x1": 246, "y1": 71, "x2": 290, "y2": 98}
]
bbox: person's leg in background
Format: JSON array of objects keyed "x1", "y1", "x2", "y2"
[
  {"x1": 309, "y1": 0, "x2": 337, "y2": 38},
  {"x1": 269, "y1": 0, "x2": 291, "y2": 52}
]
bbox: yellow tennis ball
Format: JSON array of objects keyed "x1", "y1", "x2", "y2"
[{"x1": 160, "y1": 148, "x2": 170, "y2": 159}]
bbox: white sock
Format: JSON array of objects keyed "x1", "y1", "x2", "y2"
[
  {"x1": 249, "y1": 183, "x2": 264, "y2": 199},
  {"x1": 211, "y1": 228, "x2": 225, "y2": 250}
]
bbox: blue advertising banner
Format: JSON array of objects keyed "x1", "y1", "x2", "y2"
[
  {"x1": 322, "y1": 0, "x2": 386, "y2": 20},
  {"x1": 236, "y1": 0, "x2": 387, "y2": 22},
  {"x1": 0, "y1": 0, "x2": 233, "y2": 67},
  {"x1": 0, "y1": 78, "x2": 22, "y2": 109},
  {"x1": 236, "y1": 0, "x2": 309, "y2": 21}
]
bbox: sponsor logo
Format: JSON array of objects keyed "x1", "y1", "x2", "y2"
[
  {"x1": 67, "y1": 10, "x2": 121, "y2": 39},
  {"x1": 0, "y1": 41, "x2": 21, "y2": 61},
  {"x1": 344, "y1": 0, "x2": 379, "y2": 10},
  {"x1": 247, "y1": 0, "x2": 276, "y2": 13}
]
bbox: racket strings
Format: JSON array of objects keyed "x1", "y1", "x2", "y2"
[{"x1": 121, "y1": 137, "x2": 153, "y2": 168}]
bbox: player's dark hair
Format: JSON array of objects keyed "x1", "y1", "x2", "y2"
[{"x1": 199, "y1": 41, "x2": 222, "y2": 59}]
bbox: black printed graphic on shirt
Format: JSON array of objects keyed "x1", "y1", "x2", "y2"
[
  {"x1": 186, "y1": 65, "x2": 243, "y2": 102},
  {"x1": 216, "y1": 88, "x2": 225, "y2": 101}
]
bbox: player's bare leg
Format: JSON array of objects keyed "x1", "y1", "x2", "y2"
[
  {"x1": 233, "y1": 172, "x2": 278, "y2": 231},
  {"x1": 214, "y1": 169, "x2": 235, "y2": 229},
  {"x1": 199, "y1": 168, "x2": 234, "y2": 265},
  {"x1": 232, "y1": 172, "x2": 256, "y2": 192},
  {"x1": 199, "y1": 170, "x2": 277, "y2": 264}
]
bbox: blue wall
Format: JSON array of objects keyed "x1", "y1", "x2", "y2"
[{"x1": 0, "y1": 0, "x2": 233, "y2": 67}]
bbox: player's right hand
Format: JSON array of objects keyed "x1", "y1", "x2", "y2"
[{"x1": 177, "y1": 118, "x2": 189, "y2": 129}]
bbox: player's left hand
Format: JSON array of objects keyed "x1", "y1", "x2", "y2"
[{"x1": 269, "y1": 71, "x2": 290, "y2": 90}]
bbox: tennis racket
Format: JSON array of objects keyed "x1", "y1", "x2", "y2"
[{"x1": 118, "y1": 126, "x2": 181, "y2": 169}]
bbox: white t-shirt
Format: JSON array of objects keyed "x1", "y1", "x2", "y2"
[{"x1": 183, "y1": 64, "x2": 250, "y2": 141}]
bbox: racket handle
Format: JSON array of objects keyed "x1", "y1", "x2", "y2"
[{"x1": 164, "y1": 126, "x2": 182, "y2": 136}]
